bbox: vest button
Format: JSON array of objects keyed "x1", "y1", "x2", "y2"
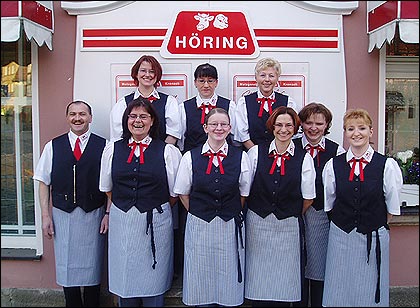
[
  {"x1": 215, "y1": 169, "x2": 219, "y2": 173},
  {"x1": 215, "y1": 179, "x2": 219, "y2": 183}
]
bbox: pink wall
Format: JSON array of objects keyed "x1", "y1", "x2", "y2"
[{"x1": 1, "y1": 2, "x2": 417, "y2": 289}]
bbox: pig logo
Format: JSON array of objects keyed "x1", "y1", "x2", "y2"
[{"x1": 213, "y1": 14, "x2": 228, "y2": 29}]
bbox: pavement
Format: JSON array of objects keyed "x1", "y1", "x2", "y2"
[{"x1": 1, "y1": 285, "x2": 418, "y2": 307}]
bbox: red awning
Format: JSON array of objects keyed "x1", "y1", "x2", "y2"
[
  {"x1": 1, "y1": 1, "x2": 54, "y2": 50},
  {"x1": 367, "y1": 1, "x2": 419, "y2": 52}
]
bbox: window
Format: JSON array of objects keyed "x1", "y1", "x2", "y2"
[{"x1": 1, "y1": 35, "x2": 41, "y2": 252}]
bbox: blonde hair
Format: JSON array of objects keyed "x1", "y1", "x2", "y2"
[
  {"x1": 343, "y1": 108, "x2": 372, "y2": 130},
  {"x1": 255, "y1": 58, "x2": 281, "y2": 76}
]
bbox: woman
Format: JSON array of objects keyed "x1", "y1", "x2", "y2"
[
  {"x1": 109, "y1": 54, "x2": 181, "y2": 144},
  {"x1": 100, "y1": 97, "x2": 181, "y2": 307},
  {"x1": 234, "y1": 57, "x2": 300, "y2": 150},
  {"x1": 293, "y1": 102, "x2": 345, "y2": 307},
  {"x1": 245, "y1": 106, "x2": 316, "y2": 307},
  {"x1": 174, "y1": 108, "x2": 251, "y2": 307},
  {"x1": 322, "y1": 108, "x2": 402, "y2": 307}
]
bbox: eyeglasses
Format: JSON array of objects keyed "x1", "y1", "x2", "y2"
[
  {"x1": 206, "y1": 122, "x2": 230, "y2": 129},
  {"x1": 138, "y1": 68, "x2": 156, "y2": 75},
  {"x1": 196, "y1": 79, "x2": 217, "y2": 85},
  {"x1": 273, "y1": 123, "x2": 294, "y2": 129},
  {"x1": 128, "y1": 114, "x2": 151, "y2": 120}
]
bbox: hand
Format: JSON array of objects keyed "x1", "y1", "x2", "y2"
[
  {"x1": 100, "y1": 214, "x2": 109, "y2": 234},
  {"x1": 42, "y1": 215, "x2": 54, "y2": 239}
]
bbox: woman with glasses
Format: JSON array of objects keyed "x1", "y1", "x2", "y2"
[
  {"x1": 234, "y1": 57, "x2": 301, "y2": 151},
  {"x1": 175, "y1": 63, "x2": 238, "y2": 281},
  {"x1": 245, "y1": 106, "x2": 316, "y2": 307},
  {"x1": 110, "y1": 54, "x2": 181, "y2": 144},
  {"x1": 100, "y1": 97, "x2": 182, "y2": 307},
  {"x1": 174, "y1": 108, "x2": 251, "y2": 307}
]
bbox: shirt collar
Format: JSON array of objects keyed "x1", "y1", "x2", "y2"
[
  {"x1": 268, "y1": 140, "x2": 295, "y2": 156},
  {"x1": 201, "y1": 140, "x2": 229, "y2": 155},
  {"x1": 257, "y1": 90, "x2": 275, "y2": 100},
  {"x1": 69, "y1": 130, "x2": 90, "y2": 145},
  {"x1": 129, "y1": 135, "x2": 152, "y2": 145},
  {"x1": 135, "y1": 88, "x2": 160, "y2": 100},
  {"x1": 301, "y1": 135, "x2": 326, "y2": 150},
  {"x1": 346, "y1": 145, "x2": 374, "y2": 163},
  {"x1": 196, "y1": 94, "x2": 218, "y2": 107}
]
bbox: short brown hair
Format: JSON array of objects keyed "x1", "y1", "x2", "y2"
[
  {"x1": 266, "y1": 106, "x2": 300, "y2": 135},
  {"x1": 131, "y1": 55, "x2": 163, "y2": 88}
]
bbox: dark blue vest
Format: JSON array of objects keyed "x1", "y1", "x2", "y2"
[
  {"x1": 248, "y1": 142, "x2": 306, "y2": 219},
  {"x1": 125, "y1": 92, "x2": 168, "y2": 141},
  {"x1": 51, "y1": 133, "x2": 106, "y2": 213},
  {"x1": 189, "y1": 145, "x2": 243, "y2": 222},
  {"x1": 245, "y1": 92, "x2": 288, "y2": 145},
  {"x1": 111, "y1": 139, "x2": 169, "y2": 212},
  {"x1": 293, "y1": 137, "x2": 339, "y2": 211},
  {"x1": 331, "y1": 152, "x2": 388, "y2": 234},
  {"x1": 183, "y1": 96, "x2": 230, "y2": 153}
]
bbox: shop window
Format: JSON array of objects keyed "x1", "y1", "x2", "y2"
[
  {"x1": 1, "y1": 38, "x2": 35, "y2": 236},
  {"x1": 385, "y1": 39, "x2": 419, "y2": 207}
]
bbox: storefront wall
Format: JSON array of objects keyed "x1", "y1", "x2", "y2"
[{"x1": 1, "y1": 1, "x2": 418, "y2": 290}]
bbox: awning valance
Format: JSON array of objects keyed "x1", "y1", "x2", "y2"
[
  {"x1": 1, "y1": 1, "x2": 54, "y2": 50},
  {"x1": 367, "y1": 1, "x2": 419, "y2": 52}
]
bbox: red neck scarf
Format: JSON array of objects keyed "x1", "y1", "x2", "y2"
[
  {"x1": 348, "y1": 157, "x2": 368, "y2": 181},
  {"x1": 198, "y1": 104, "x2": 216, "y2": 124},
  {"x1": 257, "y1": 97, "x2": 276, "y2": 117},
  {"x1": 305, "y1": 144, "x2": 325, "y2": 167},
  {"x1": 127, "y1": 142, "x2": 148, "y2": 164},
  {"x1": 203, "y1": 150, "x2": 226, "y2": 174},
  {"x1": 269, "y1": 152, "x2": 290, "y2": 175}
]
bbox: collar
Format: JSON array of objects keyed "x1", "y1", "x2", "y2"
[
  {"x1": 69, "y1": 130, "x2": 90, "y2": 144},
  {"x1": 302, "y1": 135, "x2": 326, "y2": 150},
  {"x1": 257, "y1": 90, "x2": 275, "y2": 101},
  {"x1": 201, "y1": 140, "x2": 229, "y2": 156},
  {"x1": 135, "y1": 88, "x2": 160, "y2": 100},
  {"x1": 346, "y1": 145, "x2": 374, "y2": 163},
  {"x1": 196, "y1": 94, "x2": 218, "y2": 108},
  {"x1": 268, "y1": 139, "x2": 295, "y2": 156},
  {"x1": 129, "y1": 135, "x2": 152, "y2": 146}
]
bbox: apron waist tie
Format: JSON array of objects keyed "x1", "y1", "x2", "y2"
[
  {"x1": 366, "y1": 229, "x2": 381, "y2": 303},
  {"x1": 234, "y1": 212, "x2": 244, "y2": 283},
  {"x1": 146, "y1": 206, "x2": 164, "y2": 269}
]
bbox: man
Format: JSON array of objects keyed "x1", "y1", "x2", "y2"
[{"x1": 34, "y1": 100, "x2": 109, "y2": 307}]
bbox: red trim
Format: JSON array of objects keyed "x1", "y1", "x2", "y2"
[
  {"x1": 1, "y1": 1, "x2": 19, "y2": 17},
  {"x1": 21, "y1": 1, "x2": 53, "y2": 30},
  {"x1": 83, "y1": 29, "x2": 167, "y2": 37},
  {"x1": 368, "y1": 1, "x2": 398, "y2": 32},
  {"x1": 401, "y1": 1, "x2": 419, "y2": 19},
  {"x1": 83, "y1": 40, "x2": 164, "y2": 48},
  {"x1": 254, "y1": 29, "x2": 338, "y2": 37},
  {"x1": 257, "y1": 40, "x2": 338, "y2": 49}
]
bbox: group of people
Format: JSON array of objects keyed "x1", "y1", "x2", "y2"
[{"x1": 34, "y1": 55, "x2": 403, "y2": 307}]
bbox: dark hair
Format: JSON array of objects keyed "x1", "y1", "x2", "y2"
[
  {"x1": 121, "y1": 97, "x2": 160, "y2": 140},
  {"x1": 194, "y1": 63, "x2": 218, "y2": 80},
  {"x1": 203, "y1": 107, "x2": 230, "y2": 124},
  {"x1": 298, "y1": 102, "x2": 333, "y2": 135},
  {"x1": 66, "y1": 100, "x2": 92, "y2": 115},
  {"x1": 131, "y1": 55, "x2": 163, "y2": 88},
  {"x1": 266, "y1": 106, "x2": 300, "y2": 135}
]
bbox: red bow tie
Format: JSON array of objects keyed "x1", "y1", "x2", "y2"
[
  {"x1": 305, "y1": 144, "x2": 325, "y2": 167},
  {"x1": 144, "y1": 96, "x2": 157, "y2": 102},
  {"x1": 257, "y1": 97, "x2": 276, "y2": 118},
  {"x1": 127, "y1": 142, "x2": 148, "y2": 164},
  {"x1": 269, "y1": 152, "x2": 290, "y2": 175},
  {"x1": 198, "y1": 104, "x2": 215, "y2": 124},
  {"x1": 348, "y1": 157, "x2": 368, "y2": 182},
  {"x1": 203, "y1": 150, "x2": 226, "y2": 174}
]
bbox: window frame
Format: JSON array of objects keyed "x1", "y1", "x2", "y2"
[{"x1": 1, "y1": 41, "x2": 43, "y2": 256}]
